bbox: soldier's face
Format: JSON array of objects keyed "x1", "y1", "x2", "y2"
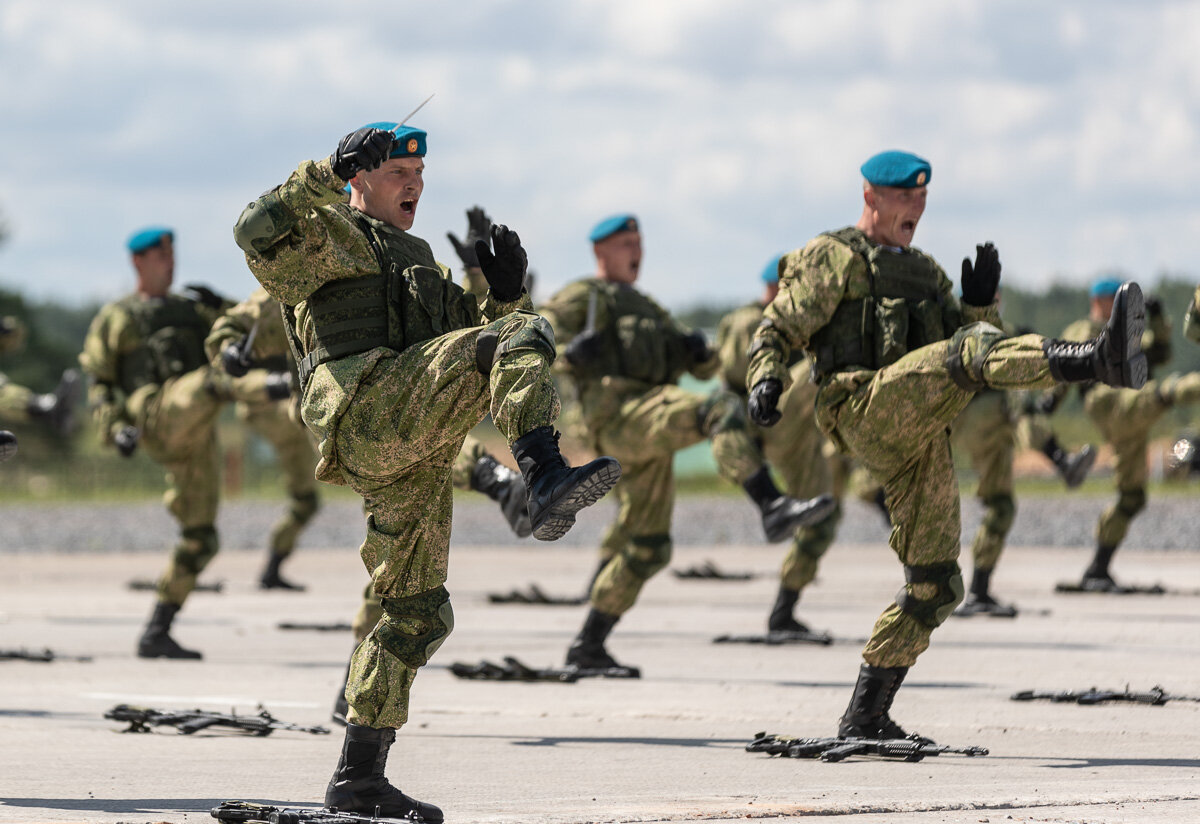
[
  {"x1": 356, "y1": 157, "x2": 425, "y2": 231},
  {"x1": 133, "y1": 238, "x2": 174, "y2": 298},
  {"x1": 866, "y1": 185, "x2": 926, "y2": 248},
  {"x1": 594, "y1": 231, "x2": 642, "y2": 284}
]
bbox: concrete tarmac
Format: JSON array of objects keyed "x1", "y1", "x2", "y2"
[{"x1": 2, "y1": 525, "x2": 1199, "y2": 823}]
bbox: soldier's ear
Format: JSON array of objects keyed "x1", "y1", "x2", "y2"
[{"x1": 862, "y1": 185, "x2": 877, "y2": 209}]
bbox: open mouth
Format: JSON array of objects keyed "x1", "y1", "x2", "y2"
[
  {"x1": 900, "y1": 220, "x2": 916, "y2": 235},
  {"x1": 400, "y1": 199, "x2": 417, "y2": 215}
]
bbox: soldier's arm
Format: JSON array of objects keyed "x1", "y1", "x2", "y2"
[
  {"x1": 747, "y1": 239, "x2": 852, "y2": 392},
  {"x1": 537, "y1": 281, "x2": 591, "y2": 354},
  {"x1": 937, "y1": 264, "x2": 1000, "y2": 329},
  {"x1": 716, "y1": 307, "x2": 757, "y2": 394},
  {"x1": 478, "y1": 289, "x2": 534, "y2": 325},
  {"x1": 1185, "y1": 285, "x2": 1200, "y2": 345},
  {"x1": 204, "y1": 302, "x2": 255, "y2": 365},
  {"x1": 78, "y1": 307, "x2": 135, "y2": 444},
  {"x1": 233, "y1": 158, "x2": 378, "y2": 306}
]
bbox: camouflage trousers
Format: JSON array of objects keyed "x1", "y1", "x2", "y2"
[
  {"x1": 950, "y1": 390, "x2": 1015, "y2": 572},
  {"x1": 326, "y1": 315, "x2": 558, "y2": 729},
  {"x1": 0, "y1": 374, "x2": 33, "y2": 423},
  {"x1": 1085, "y1": 372, "x2": 1200, "y2": 549},
  {"x1": 238, "y1": 399, "x2": 320, "y2": 558},
  {"x1": 762, "y1": 367, "x2": 841, "y2": 593},
  {"x1": 816, "y1": 326, "x2": 1056, "y2": 669},
  {"x1": 588, "y1": 385, "x2": 762, "y2": 617}
]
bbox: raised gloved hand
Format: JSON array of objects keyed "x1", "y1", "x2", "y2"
[
  {"x1": 747, "y1": 379, "x2": 783, "y2": 427},
  {"x1": 1145, "y1": 295, "x2": 1163, "y2": 319},
  {"x1": 475, "y1": 224, "x2": 527, "y2": 303},
  {"x1": 264, "y1": 372, "x2": 293, "y2": 400},
  {"x1": 960, "y1": 242, "x2": 1001, "y2": 307},
  {"x1": 447, "y1": 206, "x2": 493, "y2": 270},
  {"x1": 220, "y1": 338, "x2": 252, "y2": 377},
  {"x1": 563, "y1": 330, "x2": 605, "y2": 368},
  {"x1": 330, "y1": 127, "x2": 396, "y2": 181},
  {"x1": 682, "y1": 330, "x2": 711, "y2": 364},
  {"x1": 114, "y1": 425, "x2": 140, "y2": 458},
  {"x1": 183, "y1": 283, "x2": 229, "y2": 310}
]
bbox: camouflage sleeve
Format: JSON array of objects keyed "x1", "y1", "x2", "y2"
[
  {"x1": 204, "y1": 301, "x2": 255, "y2": 365},
  {"x1": 747, "y1": 238, "x2": 855, "y2": 392},
  {"x1": 461, "y1": 268, "x2": 489, "y2": 301},
  {"x1": 715, "y1": 305, "x2": 759, "y2": 394},
  {"x1": 479, "y1": 289, "x2": 532, "y2": 324},
  {"x1": 78, "y1": 305, "x2": 135, "y2": 443},
  {"x1": 537, "y1": 280, "x2": 593, "y2": 355},
  {"x1": 935, "y1": 262, "x2": 999, "y2": 329},
  {"x1": 1186, "y1": 285, "x2": 1200, "y2": 345},
  {"x1": 233, "y1": 158, "x2": 379, "y2": 307}
]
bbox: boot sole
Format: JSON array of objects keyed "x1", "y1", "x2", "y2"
[
  {"x1": 764, "y1": 494, "x2": 837, "y2": 542},
  {"x1": 532, "y1": 459, "x2": 621, "y2": 541},
  {"x1": 1062, "y1": 445, "x2": 1096, "y2": 489},
  {"x1": 1114, "y1": 282, "x2": 1148, "y2": 389}
]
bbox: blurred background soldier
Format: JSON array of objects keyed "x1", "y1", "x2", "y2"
[
  {"x1": 234, "y1": 122, "x2": 618, "y2": 822},
  {"x1": 206, "y1": 286, "x2": 316, "y2": 590},
  {"x1": 0, "y1": 315, "x2": 80, "y2": 437},
  {"x1": 716, "y1": 255, "x2": 841, "y2": 635},
  {"x1": 1048, "y1": 279, "x2": 1200, "y2": 590},
  {"x1": 747, "y1": 150, "x2": 1147, "y2": 743},
  {"x1": 540, "y1": 215, "x2": 834, "y2": 673},
  {"x1": 1185, "y1": 283, "x2": 1200, "y2": 344},
  {"x1": 79, "y1": 227, "x2": 281, "y2": 659}
]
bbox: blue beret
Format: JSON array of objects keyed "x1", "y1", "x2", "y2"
[
  {"x1": 362, "y1": 122, "x2": 427, "y2": 158},
  {"x1": 589, "y1": 214, "x2": 639, "y2": 243},
  {"x1": 761, "y1": 255, "x2": 784, "y2": 284},
  {"x1": 1090, "y1": 278, "x2": 1122, "y2": 299},
  {"x1": 860, "y1": 150, "x2": 931, "y2": 188},
  {"x1": 127, "y1": 226, "x2": 173, "y2": 254}
]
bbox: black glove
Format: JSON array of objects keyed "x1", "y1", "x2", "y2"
[
  {"x1": 264, "y1": 372, "x2": 293, "y2": 400},
  {"x1": 114, "y1": 425, "x2": 140, "y2": 458},
  {"x1": 747, "y1": 379, "x2": 783, "y2": 427},
  {"x1": 475, "y1": 224, "x2": 527, "y2": 303},
  {"x1": 1145, "y1": 295, "x2": 1163, "y2": 319},
  {"x1": 960, "y1": 242, "x2": 1001, "y2": 307},
  {"x1": 220, "y1": 338, "x2": 252, "y2": 377},
  {"x1": 183, "y1": 283, "x2": 228, "y2": 309},
  {"x1": 563, "y1": 330, "x2": 605, "y2": 368},
  {"x1": 682, "y1": 330, "x2": 711, "y2": 364},
  {"x1": 446, "y1": 206, "x2": 492, "y2": 270},
  {"x1": 330, "y1": 127, "x2": 396, "y2": 181}
]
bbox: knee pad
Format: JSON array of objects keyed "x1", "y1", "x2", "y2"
[
  {"x1": 945, "y1": 322, "x2": 1006, "y2": 392},
  {"x1": 476, "y1": 311, "x2": 556, "y2": 375},
  {"x1": 896, "y1": 561, "x2": 963, "y2": 628},
  {"x1": 1116, "y1": 488, "x2": 1147, "y2": 519},
  {"x1": 625, "y1": 533, "x2": 673, "y2": 581},
  {"x1": 289, "y1": 490, "x2": 320, "y2": 524},
  {"x1": 175, "y1": 525, "x2": 219, "y2": 574},
  {"x1": 980, "y1": 493, "x2": 1015, "y2": 537},
  {"x1": 698, "y1": 389, "x2": 747, "y2": 436},
  {"x1": 377, "y1": 585, "x2": 455, "y2": 669}
]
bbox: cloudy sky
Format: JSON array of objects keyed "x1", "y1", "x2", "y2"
[{"x1": 1, "y1": 0, "x2": 1198, "y2": 309}]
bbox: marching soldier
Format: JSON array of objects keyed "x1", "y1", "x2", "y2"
[{"x1": 0, "y1": 315, "x2": 80, "y2": 437}]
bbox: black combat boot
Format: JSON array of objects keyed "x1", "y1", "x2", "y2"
[
  {"x1": 954, "y1": 568, "x2": 1017, "y2": 617},
  {"x1": 767, "y1": 586, "x2": 809, "y2": 634},
  {"x1": 259, "y1": 551, "x2": 305, "y2": 591},
  {"x1": 742, "y1": 467, "x2": 837, "y2": 543},
  {"x1": 1041, "y1": 437, "x2": 1096, "y2": 489},
  {"x1": 511, "y1": 427, "x2": 621, "y2": 541},
  {"x1": 470, "y1": 454, "x2": 532, "y2": 538},
  {"x1": 1043, "y1": 282, "x2": 1147, "y2": 389},
  {"x1": 331, "y1": 659, "x2": 351, "y2": 726},
  {"x1": 26, "y1": 369, "x2": 81, "y2": 437},
  {"x1": 838, "y1": 663, "x2": 932, "y2": 743},
  {"x1": 566, "y1": 608, "x2": 623, "y2": 670},
  {"x1": 1081, "y1": 544, "x2": 1118, "y2": 591},
  {"x1": 137, "y1": 602, "x2": 202, "y2": 660},
  {"x1": 324, "y1": 724, "x2": 443, "y2": 823},
  {"x1": 0, "y1": 430, "x2": 16, "y2": 462}
]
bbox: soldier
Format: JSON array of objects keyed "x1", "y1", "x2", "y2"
[
  {"x1": 539, "y1": 215, "x2": 834, "y2": 673},
  {"x1": 80, "y1": 227, "x2": 286, "y2": 659},
  {"x1": 205, "y1": 287, "x2": 318, "y2": 590},
  {"x1": 1052, "y1": 280, "x2": 1200, "y2": 590},
  {"x1": 0, "y1": 429, "x2": 14, "y2": 461},
  {"x1": 1185, "y1": 284, "x2": 1200, "y2": 344},
  {"x1": 746, "y1": 150, "x2": 1147, "y2": 741},
  {"x1": 0, "y1": 315, "x2": 80, "y2": 437},
  {"x1": 715, "y1": 256, "x2": 841, "y2": 634},
  {"x1": 233, "y1": 121, "x2": 619, "y2": 822}
]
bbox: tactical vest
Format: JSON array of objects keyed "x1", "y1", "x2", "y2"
[
  {"x1": 807, "y1": 227, "x2": 961, "y2": 380},
  {"x1": 116, "y1": 295, "x2": 210, "y2": 394},
  {"x1": 292, "y1": 213, "x2": 481, "y2": 386},
  {"x1": 576, "y1": 282, "x2": 692, "y2": 386}
]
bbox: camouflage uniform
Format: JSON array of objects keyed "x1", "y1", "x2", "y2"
[
  {"x1": 1186, "y1": 284, "x2": 1200, "y2": 345},
  {"x1": 950, "y1": 389, "x2": 1016, "y2": 576},
  {"x1": 748, "y1": 227, "x2": 1064, "y2": 670},
  {"x1": 717, "y1": 301, "x2": 840, "y2": 624},
  {"x1": 205, "y1": 287, "x2": 320, "y2": 582},
  {"x1": 0, "y1": 316, "x2": 78, "y2": 433},
  {"x1": 234, "y1": 156, "x2": 562, "y2": 729},
  {"x1": 541, "y1": 280, "x2": 767, "y2": 618},
  {"x1": 0, "y1": 317, "x2": 34, "y2": 421}
]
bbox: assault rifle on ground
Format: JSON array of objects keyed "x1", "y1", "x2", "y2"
[
  {"x1": 1011, "y1": 685, "x2": 1200, "y2": 706},
  {"x1": 212, "y1": 801, "x2": 419, "y2": 823},
  {"x1": 105, "y1": 704, "x2": 329, "y2": 736},
  {"x1": 746, "y1": 731, "x2": 988, "y2": 763},
  {"x1": 0, "y1": 647, "x2": 92, "y2": 663}
]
